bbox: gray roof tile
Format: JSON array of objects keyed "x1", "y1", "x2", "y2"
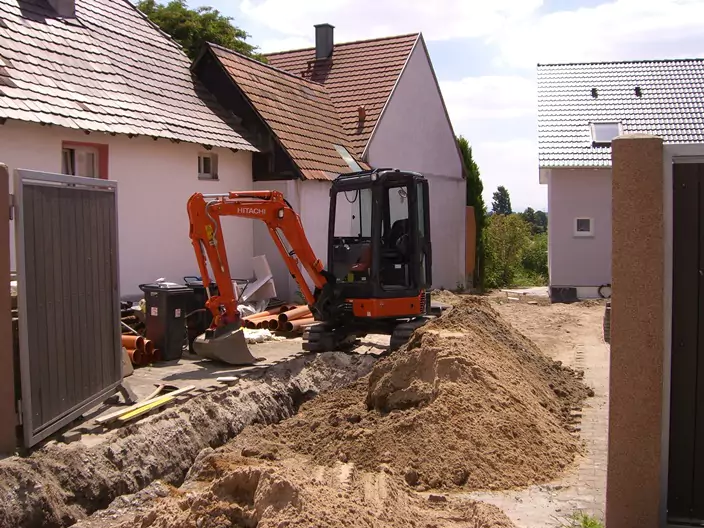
[
  {"x1": 538, "y1": 59, "x2": 704, "y2": 168},
  {"x1": 0, "y1": 0, "x2": 256, "y2": 151}
]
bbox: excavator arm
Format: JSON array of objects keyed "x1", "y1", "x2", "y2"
[{"x1": 187, "y1": 190, "x2": 330, "y2": 331}]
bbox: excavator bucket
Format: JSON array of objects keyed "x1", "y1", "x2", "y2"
[{"x1": 192, "y1": 325, "x2": 259, "y2": 365}]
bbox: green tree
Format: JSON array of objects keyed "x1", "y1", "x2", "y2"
[
  {"x1": 485, "y1": 213, "x2": 532, "y2": 288},
  {"x1": 520, "y1": 206, "x2": 535, "y2": 225},
  {"x1": 492, "y1": 185, "x2": 512, "y2": 215},
  {"x1": 521, "y1": 231, "x2": 548, "y2": 282},
  {"x1": 136, "y1": 0, "x2": 265, "y2": 62},
  {"x1": 535, "y1": 210, "x2": 548, "y2": 233},
  {"x1": 519, "y1": 207, "x2": 548, "y2": 235},
  {"x1": 457, "y1": 136, "x2": 487, "y2": 291}
]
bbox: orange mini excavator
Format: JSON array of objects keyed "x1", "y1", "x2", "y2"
[{"x1": 187, "y1": 168, "x2": 435, "y2": 364}]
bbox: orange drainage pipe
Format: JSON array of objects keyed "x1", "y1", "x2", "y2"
[
  {"x1": 127, "y1": 348, "x2": 143, "y2": 365},
  {"x1": 278, "y1": 306, "x2": 311, "y2": 323},
  {"x1": 267, "y1": 318, "x2": 279, "y2": 331},
  {"x1": 122, "y1": 335, "x2": 145, "y2": 350},
  {"x1": 284, "y1": 316, "x2": 316, "y2": 332}
]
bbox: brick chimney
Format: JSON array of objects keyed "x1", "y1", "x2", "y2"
[
  {"x1": 48, "y1": 0, "x2": 76, "y2": 18},
  {"x1": 314, "y1": 23, "x2": 334, "y2": 60}
]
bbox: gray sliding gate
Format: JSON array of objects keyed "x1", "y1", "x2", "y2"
[{"x1": 14, "y1": 169, "x2": 122, "y2": 448}]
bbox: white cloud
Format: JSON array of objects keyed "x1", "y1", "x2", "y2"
[
  {"x1": 495, "y1": 0, "x2": 704, "y2": 68},
  {"x1": 440, "y1": 76, "x2": 536, "y2": 121},
  {"x1": 240, "y1": 0, "x2": 543, "y2": 51},
  {"x1": 472, "y1": 139, "x2": 545, "y2": 211}
]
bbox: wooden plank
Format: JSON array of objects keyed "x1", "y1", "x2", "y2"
[
  {"x1": 669, "y1": 163, "x2": 700, "y2": 517},
  {"x1": 117, "y1": 394, "x2": 176, "y2": 422},
  {"x1": 95, "y1": 385, "x2": 195, "y2": 424}
]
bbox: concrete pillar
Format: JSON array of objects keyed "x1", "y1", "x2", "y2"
[
  {"x1": 0, "y1": 164, "x2": 16, "y2": 454},
  {"x1": 607, "y1": 134, "x2": 664, "y2": 528}
]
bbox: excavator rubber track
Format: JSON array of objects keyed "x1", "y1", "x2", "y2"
[
  {"x1": 302, "y1": 323, "x2": 358, "y2": 353},
  {"x1": 389, "y1": 317, "x2": 432, "y2": 351}
]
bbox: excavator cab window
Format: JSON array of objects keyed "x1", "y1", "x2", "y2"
[
  {"x1": 380, "y1": 185, "x2": 412, "y2": 290},
  {"x1": 330, "y1": 187, "x2": 373, "y2": 283}
]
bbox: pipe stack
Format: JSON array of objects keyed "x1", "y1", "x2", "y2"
[
  {"x1": 242, "y1": 305, "x2": 297, "y2": 330},
  {"x1": 241, "y1": 304, "x2": 315, "y2": 335},
  {"x1": 121, "y1": 335, "x2": 160, "y2": 366}
]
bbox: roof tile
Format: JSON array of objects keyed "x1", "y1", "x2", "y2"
[
  {"x1": 0, "y1": 0, "x2": 256, "y2": 151},
  {"x1": 265, "y1": 33, "x2": 418, "y2": 157},
  {"x1": 538, "y1": 59, "x2": 704, "y2": 167},
  {"x1": 211, "y1": 44, "x2": 369, "y2": 180}
]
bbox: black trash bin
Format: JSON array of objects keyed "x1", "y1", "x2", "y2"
[
  {"x1": 183, "y1": 276, "x2": 218, "y2": 353},
  {"x1": 139, "y1": 282, "x2": 193, "y2": 361}
]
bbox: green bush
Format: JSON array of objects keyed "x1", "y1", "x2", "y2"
[
  {"x1": 485, "y1": 214, "x2": 548, "y2": 289},
  {"x1": 522, "y1": 231, "x2": 548, "y2": 281},
  {"x1": 485, "y1": 214, "x2": 532, "y2": 288}
]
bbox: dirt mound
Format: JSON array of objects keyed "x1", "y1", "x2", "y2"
[
  {"x1": 431, "y1": 289, "x2": 464, "y2": 306},
  {"x1": 232, "y1": 297, "x2": 589, "y2": 491},
  {"x1": 75, "y1": 449, "x2": 516, "y2": 528}
]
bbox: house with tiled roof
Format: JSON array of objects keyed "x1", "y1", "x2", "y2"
[
  {"x1": 538, "y1": 58, "x2": 704, "y2": 300},
  {"x1": 194, "y1": 24, "x2": 465, "y2": 297},
  {"x1": 0, "y1": 0, "x2": 259, "y2": 296}
]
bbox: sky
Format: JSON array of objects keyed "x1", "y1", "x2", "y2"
[{"x1": 188, "y1": 0, "x2": 704, "y2": 211}]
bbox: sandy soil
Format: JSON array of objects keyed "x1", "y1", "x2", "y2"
[
  {"x1": 71, "y1": 295, "x2": 593, "y2": 528},
  {"x1": 231, "y1": 297, "x2": 589, "y2": 492}
]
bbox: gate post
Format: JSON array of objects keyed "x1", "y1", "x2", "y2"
[
  {"x1": 607, "y1": 134, "x2": 664, "y2": 527},
  {"x1": 0, "y1": 164, "x2": 16, "y2": 454}
]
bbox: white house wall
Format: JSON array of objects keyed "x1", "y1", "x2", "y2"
[
  {"x1": 0, "y1": 120, "x2": 254, "y2": 298},
  {"x1": 365, "y1": 39, "x2": 466, "y2": 289},
  {"x1": 253, "y1": 179, "x2": 345, "y2": 302},
  {"x1": 547, "y1": 168, "x2": 612, "y2": 290}
]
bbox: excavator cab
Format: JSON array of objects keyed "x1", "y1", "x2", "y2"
[
  {"x1": 328, "y1": 168, "x2": 431, "y2": 301},
  {"x1": 303, "y1": 169, "x2": 433, "y2": 351}
]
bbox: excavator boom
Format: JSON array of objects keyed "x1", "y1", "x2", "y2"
[{"x1": 187, "y1": 190, "x2": 329, "y2": 334}]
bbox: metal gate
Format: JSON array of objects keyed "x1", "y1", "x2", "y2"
[
  {"x1": 14, "y1": 169, "x2": 122, "y2": 448},
  {"x1": 669, "y1": 162, "x2": 704, "y2": 523}
]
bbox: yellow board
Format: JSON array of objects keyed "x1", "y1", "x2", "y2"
[{"x1": 117, "y1": 394, "x2": 174, "y2": 422}]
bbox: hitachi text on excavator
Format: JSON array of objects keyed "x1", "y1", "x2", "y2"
[{"x1": 186, "y1": 168, "x2": 436, "y2": 364}]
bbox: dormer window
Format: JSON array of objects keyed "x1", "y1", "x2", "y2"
[{"x1": 590, "y1": 122, "x2": 622, "y2": 146}]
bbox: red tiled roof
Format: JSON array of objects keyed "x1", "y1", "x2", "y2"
[
  {"x1": 210, "y1": 44, "x2": 368, "y2": 180},
  {"x1": 265, "y1": 33, "x2": 419, "y2": 157},
  {"x1": 0, "y1": 0, "x2": 256, "y2": 150}
]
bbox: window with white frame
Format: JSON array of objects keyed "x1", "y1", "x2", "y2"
[
  {"x1": 574, "y1": 217, "x2": 593, "y2": 237},
  {"x1": 198, "y1": 152, "x2": 218, "y2": 180},
  {"x1": 590, "y1": 122, "x2": 622, "y2": 146},
  {"x1": 62, "y1": 145, "x2": 99, "y2": 178}
]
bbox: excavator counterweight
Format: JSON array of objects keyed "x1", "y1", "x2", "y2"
[{"x1": 187, "y1": 169, "x2": 434, "y2": 365}]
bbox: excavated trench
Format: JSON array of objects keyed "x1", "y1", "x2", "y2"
[{"x1": 0, "y1": 352, "x2": 376, "y2": 528}]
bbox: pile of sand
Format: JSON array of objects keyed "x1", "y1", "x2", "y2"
[
  {"x1": 76, "y1": 449, "x2": 515, "y2": 528},
  {"x1": 430, "y1": 289, "x2": 464, "y2": 306},
  {"x1": 233, "y1": 297, "x2": 589, "y2": 491}
]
